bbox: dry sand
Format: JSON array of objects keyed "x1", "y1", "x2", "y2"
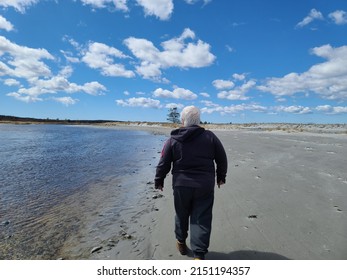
[{"x1": 59, "y1": 125, "x2": 347, "y2": 260}]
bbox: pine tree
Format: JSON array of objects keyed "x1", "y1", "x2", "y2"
[{"x1": 167, "y1": 107, "x2": 180, "y2": 123}]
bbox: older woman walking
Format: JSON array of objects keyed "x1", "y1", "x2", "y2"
[{"x1": 155, "y1": 106, "x2": 228, "y2": 260}]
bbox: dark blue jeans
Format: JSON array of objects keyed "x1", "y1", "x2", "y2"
[{"x1": 173, "y1": 186, "x2": 214, "y2": 257}]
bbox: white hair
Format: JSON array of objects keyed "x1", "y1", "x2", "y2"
[{"x1": 181, "y1": 106, "x2": 201, "y2": 127}]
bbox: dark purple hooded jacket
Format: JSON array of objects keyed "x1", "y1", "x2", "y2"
[{"x1": 155, "y1": 125, "x2": 228, "y2": 189}]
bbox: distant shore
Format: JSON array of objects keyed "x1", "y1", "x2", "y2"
[
  {"x1": 98, "y1": 122, "x2": 347, "y2": 135},
  {"x1": 0, "y1": 115, "x2": 115, "y2": 125},
  {"x1": 1, "y1": 115, "x2": 346, "y2": 134}
]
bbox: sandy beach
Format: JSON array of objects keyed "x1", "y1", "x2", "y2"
[{"x1": 52, "y1": 124, "x2": 347, "y2": 260}]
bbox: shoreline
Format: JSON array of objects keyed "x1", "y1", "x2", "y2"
[
  {"x1": 54, "y1": 129, "x2": 166, "y2": 260},
  {"x1": 97, "y1": 122, "x2": 347, "y2": 136},
  {"x1": 1, "y1": 120, "x2": 346, "y2": 135},
  {"x1": 0, "y1": 125, "x2": 166, "y2": 260}
]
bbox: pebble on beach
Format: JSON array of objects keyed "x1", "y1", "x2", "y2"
[
  {"x1": 2, "y1": 221, "x2": 10, "y2": 226},
  {"x1": 90, "y1": 246, "x2": 103, "y2": 254}
]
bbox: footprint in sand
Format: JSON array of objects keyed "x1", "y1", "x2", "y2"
[
  {"x1": 248, "y1": 215, "x2": 258, "y2": 219},
  {"x1": 334, "y1": 206, "x2": 343, "y2": 212}
]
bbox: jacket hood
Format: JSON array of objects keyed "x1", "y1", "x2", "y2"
[{"x1": 170, "y1": 125, "x2": 205, "y2": 143}]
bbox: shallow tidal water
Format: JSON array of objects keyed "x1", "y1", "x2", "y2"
[{"x1": 0, "y1": 124, "x2": 165, "y2": 259}]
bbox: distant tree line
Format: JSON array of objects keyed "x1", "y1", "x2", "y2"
[{"x1": 0, "y1": 115, "x2": 113, "y2": 124}]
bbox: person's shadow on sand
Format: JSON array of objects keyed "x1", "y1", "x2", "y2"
[{"x1": 206, "y1": 250, "x2": 290, "y2": 260}]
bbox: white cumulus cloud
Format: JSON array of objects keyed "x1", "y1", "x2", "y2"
[
  {"x1": 0, "y1": 15, "x2": 14, "y2": 31},
  {"x1": 165, "y1": 102, "x2": 184, "y2": 109},
  {"x1": 332, "y1": 106, "x2": 347, "y2": 114},
  {"x1": 0, "y1": 36, "x2": 107, "y2": 102},
  {"x1": 116, "y1": 97, "x2": 162, "y2": 108},
  {"x1": 82, "y1": 42, "x2": 135, "y2": 78},
  {"x1": 7, "y1": 75, "x2": 106, "y2": 102},
  {"x1": 80, "y1": 0, "x2": 129, "y2": 11},
  {"x1": 136, "y1": 0, "x2": 173, "y2": 20},
  {"x1": 217, "y1": 80, "x2": 256, "y2": 101},
  {"x1": 114, "y1": 0, "x2": 129, "y2": 11},
  {"x1": 0, "y1": 0, "x2": 39, "y2": 13},
  {"x1": 212, "y1": 79, "x2": 234, "y2": 90},
  {"x1": 258, "y1": 44, "x2": 347, "y2": 101},
  {"x1": 0, "y1": 36, "x2": 54, "y2": 79},
  {"x1": 80, "y1": 0, "x2": 174, "y2": 19},
  {"x1": 232, "y1": 73, "x2": 246, "y2": 81},
  {"x1": 316, "y1": 105, "x2": 347, "y2": 114},
  {"x1": 153, "y1": 86, "x2": 198, "y2": 100},
  {"x1": 4, "y1": 78, "x2": 21, "y2": 87},
  {"x1": 52, "y1": 96, "x2": 79, "y2": 106},
  {"x1": 124, "y1": 28, "x2": 215, "y2": 80},
  {"x1": 184, "y1": 0, "x2": 212, "y2": 6},
  {"x1": 200, "y1": 92, "x2": 210, "y2": 98},
  {"x1": 296, "y1": 8, "x2": 324, "y2": 28},
  {"x1": 274, "y1": 105, "x2": 312, "y2": 114},
  {"x1": 201, "y1": 103, "x2": 267, "y2": 115},
  {"x1": 329, "y1": 10, "x2": 347, "y2": 25}
]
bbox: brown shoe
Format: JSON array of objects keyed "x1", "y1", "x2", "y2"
[{"x1": 176, "y1": 241, "x2": 188, "y2": 255}]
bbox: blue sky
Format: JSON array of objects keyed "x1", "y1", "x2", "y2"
[{"x1": 0, "y1": 0, "x2": 347, "y2": 123}]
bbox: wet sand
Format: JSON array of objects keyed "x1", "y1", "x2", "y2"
[{"x1": 56, "y1": 126, "x2": 347, "y2": 260}]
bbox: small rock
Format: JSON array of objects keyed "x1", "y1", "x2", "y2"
[
  {"x1": 152, "y1": 194, "x2": 163, "y2": 199},
  {"x1": 124, "y1": 234, "x2": 132, "y2": 239},
  {"x1": 90, "y1": 246, "x2": 103, "y2": 254},
  {"x1": 120, "y1": 230, "x2": 132, "y2": 239},
  {"x1": 2, "y1": 220, "x2": 10, "y2": 226}
]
